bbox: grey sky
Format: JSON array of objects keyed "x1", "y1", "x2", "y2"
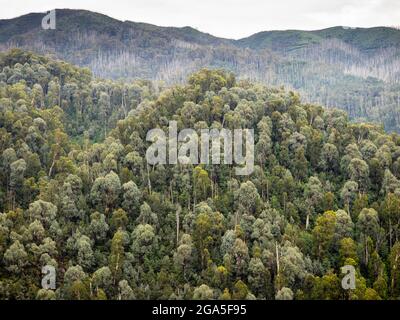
[{"x1": 0, "y1": 0, "x2": 399, "y2": 39}]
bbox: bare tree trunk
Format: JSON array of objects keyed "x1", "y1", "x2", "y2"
[
  {"x1": 146, "y1": 164, "x2": 152, "y2": 195},
  {"x1": 275, "y1": 241, "x2": 280, "y2": 275},
  {"x1": 48, "y1": 156, "x2": 56, "y2": 177},
  {"x1": 389, "y1": 218, "x2": 393, "y2": 249},
  {"x1": 176, "y1": 205, "x2": 181, "y2": 246}
]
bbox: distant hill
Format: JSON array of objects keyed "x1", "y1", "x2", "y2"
[
  {"x1": 0, "y1": 9, "x2": 400, "y2": 131},
  {"x1": 237, "y1": 26, "x2": 400, "y2": 52}
]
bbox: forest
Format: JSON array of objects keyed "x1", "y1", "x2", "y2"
[
  {"x1": 1, "y1": 49, "x2": 400, "y2": 300},
  {"x1": 1, "y1": 9, "x2": 400, "y2": 132}
]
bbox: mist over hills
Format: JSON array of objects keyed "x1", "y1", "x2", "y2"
[{"x1": 1, "y1": 9, "x2": 400, "y2": 131}]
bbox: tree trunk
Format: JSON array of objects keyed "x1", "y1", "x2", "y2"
[
  {"x1": 176, "y1": 205, "x2": 181, "y2": 246},
  {"x1": 275, "y1": 241, "x2": 280, "y2": 275},
  {"x1": 48, "y1": 156, "x2": 56, "y2": 177},
  {"x1": 146, "y1": 164, "x2": 152, "y2": 195},
  {"x1": 389, "y1": 218, "x2": 393, "y2": 249}
]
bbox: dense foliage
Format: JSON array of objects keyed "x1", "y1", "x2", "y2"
[{"x1": 1, "y1": 50, "x2": 400, "y2": 300}]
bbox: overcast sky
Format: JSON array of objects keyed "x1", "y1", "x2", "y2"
[{"x1": 0, "y1": 0, "x2": 399, "y2": 39}]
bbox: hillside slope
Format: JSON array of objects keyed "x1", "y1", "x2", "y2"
[
  {"x1": 0, "y1": 9, "x2": 400, "y2": 132},
  {"x1": 1, "y1": 50, "x2": 400, "y2": 300}
]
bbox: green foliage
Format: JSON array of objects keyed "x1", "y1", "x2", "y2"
[{"x1": 1, "y1": 51, "x2": 399, "y2": 300}]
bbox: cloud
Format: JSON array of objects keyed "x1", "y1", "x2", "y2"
[{"x1": 305, "y1": 0, "x2": 400, "y2": 28}]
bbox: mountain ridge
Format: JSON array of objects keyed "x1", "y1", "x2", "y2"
[{"x1": 2, "y1": 9, "x2": 399, "y2": 46}]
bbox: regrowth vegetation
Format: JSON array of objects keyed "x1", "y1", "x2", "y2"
[{"x1": 1, "y1": 10, "x2": 400, "y2": 132}]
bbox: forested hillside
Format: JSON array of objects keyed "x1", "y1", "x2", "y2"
[
  {"x1": 1, "y1": 50, "x2": 400, "y2": 300},
  {"x1": 1, "y1": 9, "x2": 400, "y2": 132}
]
